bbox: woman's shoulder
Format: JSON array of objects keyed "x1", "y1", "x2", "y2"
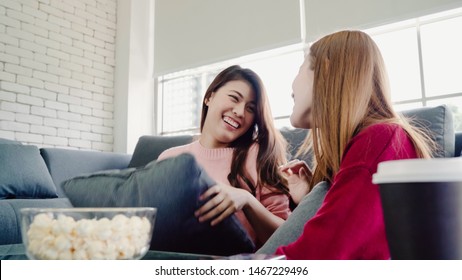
[
  {"x1": 342, "y1": 122, "x2": 413, "y2": 167},
  {"x1": 351, "y1": 122, "x2": 411, "y2": 149},
  {"x1": 356, "y1": 122, "x2": 406, "y2": 141}
]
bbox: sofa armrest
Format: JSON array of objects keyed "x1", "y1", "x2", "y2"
[
  {"x1": 0, "y1": 198, "x2": 73, "y2": 245},
  {"x1": 40, "y1": 148, "x2": 131, "y2": 197}
]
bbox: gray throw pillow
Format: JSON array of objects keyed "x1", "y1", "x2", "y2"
[
  {"x1": 62, "y1": 153, "x2": 255, "y2": 256},
  {"x1": 400, "y1": 105, "x2": 454, "y2": 157},
  {"x1": 257, "y1": 181, "x2": 330, "y2": 254},
  {"x1": 0, "y1": 144, "x2": 58, "y2": 199}
]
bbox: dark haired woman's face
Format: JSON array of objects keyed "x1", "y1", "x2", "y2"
[{"x1": 201, "y1": 80, "x2": 256, "y2": 148}]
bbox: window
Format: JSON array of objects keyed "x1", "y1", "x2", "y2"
[
  {"x1": 240, "y1": 50, "x2": 304, "y2": 120},
  {"x1": 159, "y1": 74, "x2": 201, "y2": 134},
  {"x1": 157, "y1": 8, "x2": 462, "y2": 135},
  {"x1": 156, "y1": 46, "x2": 304, "y2": 135},
  {"x1": 371, "y1": 27, "x2": 422, "y2": 102},
  {"x1": 157, "y1": 68, "x2": 223, "y2": 135},
  {"x1": 365, "y1": 8, "x2": 462, "y2": 131},
  {"x1": 420, "y1": 16, "x2": 462, "y2": 97}
]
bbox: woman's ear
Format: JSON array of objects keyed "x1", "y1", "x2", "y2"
[{"x1": 204, "y1": 92, "x2": 215, "y2": 106}]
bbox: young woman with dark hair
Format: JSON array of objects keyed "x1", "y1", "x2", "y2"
[{"x1": 158, "y1": 65, "x2": 290, "y2": 247}]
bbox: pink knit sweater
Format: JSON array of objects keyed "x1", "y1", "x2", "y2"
[
  {"x1": 158, "y1": 141, "x2": 291, "y2": 245},
  {"x1": 276, "y1": 123, "x2": 419, "y2": 259}
]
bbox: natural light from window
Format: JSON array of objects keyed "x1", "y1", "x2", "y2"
[{"x1": 157, "y1": 7, "x2": 462, "y2": 135}]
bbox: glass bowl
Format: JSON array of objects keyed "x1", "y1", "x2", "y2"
[{"x1": 20, "y1": 207, "x2": 156, "y2": 260}]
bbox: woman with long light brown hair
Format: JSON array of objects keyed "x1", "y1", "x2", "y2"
[
  {"x1": 158, "y1": 65, "x2": 290, "y2": 247},
  {"x1": 276, "y1": 30, "x2": 434, "y2": 259}
]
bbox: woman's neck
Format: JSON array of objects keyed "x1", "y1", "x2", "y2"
[{"x1": 198, "y1": 135, "x2": 229, "y2": 149}]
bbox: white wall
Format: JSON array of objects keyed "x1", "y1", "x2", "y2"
[
  {"x1": 0, "y1": 0, "x2": 117, "y2": 151},
  {"x1": 0, "y1": 0, "x2": 155, "y2": 154},
  {"x1": 113, "y1": 0, "x2": 155, "y2": 154},
  {"x1": 304, "y1": 0, "x2": 462, "y2": 42}
]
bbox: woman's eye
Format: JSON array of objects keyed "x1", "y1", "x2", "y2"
[
  {"x1": 229, "y1": 95, "x2": 238, "y2": 102},
  {"x1": 246, "y1": 106, "x2": 255, "y2": 113}
]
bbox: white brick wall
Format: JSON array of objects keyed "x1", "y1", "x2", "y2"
[{"x1": 0, "y1": 0, "x2": 116, "y2": 152}]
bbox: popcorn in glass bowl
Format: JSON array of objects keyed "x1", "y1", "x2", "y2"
[{"x1": 20, "y1": 207, "x2": 156, "y2": 260}]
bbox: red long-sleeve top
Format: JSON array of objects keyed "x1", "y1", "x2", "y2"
[{"x1": 276, "y1": 123, "x2": 419, "y2": 259}]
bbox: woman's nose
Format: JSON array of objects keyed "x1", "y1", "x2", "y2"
[{"x1": 232, "y1": 103, "x2": 245, "y2": 117}]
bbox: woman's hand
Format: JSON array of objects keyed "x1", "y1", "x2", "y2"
[
  {"x1": 279, "y1": 159, "x2": 312, "y2": 205},
  {"x1": 195, "y1": 183, "x2": 252, "y2": 226}
]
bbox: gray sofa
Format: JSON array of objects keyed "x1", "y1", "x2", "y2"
[
  {"x1": 1, "y1": 105, "x2": 461, "y2": 256},
  {"x1": 0, "y1": 141, "x2": 131, "y2": 245}
]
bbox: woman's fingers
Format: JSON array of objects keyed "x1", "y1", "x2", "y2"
[
  {"x1": 198, "y1": 198, "x2": 224, "y2": 220},
  {"x1": 199, "y1": 184, "x2": 220, "y2": 201},
  {"x1": 280, "y1": 159, "x2": 311, "y2": 175},
  {"x1": 195, "y1": 184, "x2": 236, "y2": 224},
  {"x1": 195, "y1": 190, "x2": 224, "y2": 217},
  {"x1": 299, "y1": 166, "x2": 310, "y2": 180},
  {"x1": 279, "y1": 159, "x2": 300, "y2": 172},
  {"x1": 210, "y1": 207, "x2": 235, "y2": 226},
  {"x1": 195, "y1": 183, "x2": 248, "y2": 226}
]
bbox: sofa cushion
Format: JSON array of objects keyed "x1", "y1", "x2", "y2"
[
  {"x1": 455, "y1": 132, "x2": 462, "y2": 157},
  {"x1": 0, "y1": 138, "x2": 21, "y2": 145},
  {"x1": 256, "y1": 181, "x2": 330, "y2": 254},
  {"x1": 280, "y1": 128, "x2": 312, "y2": 167},
  {"x1": 0, "y1": 243, "x2": 28, "y2": 259},
  {"x1": 62, "y1": 153, "x2": 255, "y2": 256},
  {"x1": 0, "y1": 144, "x2": 58, "y2": 199},
  {"x1": 280, "y1": 105, "x2": 455, "y2": 160},
  {"x1": 128, "y1": 135, "x2": 193, "y2": 168},
  {"x1": 400, "y1": 105, "x2": 454, "y2": 157},
  {"x1": 0, "y1": 198, "x2": 73, "y2": 245},
  {"x1": 40, "y1": 148, "x2": 131, "y2": 197}
]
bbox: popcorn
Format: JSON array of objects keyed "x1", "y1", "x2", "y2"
[{"x1": 25, "y1": 212, "x2": 152, "y2": 260}]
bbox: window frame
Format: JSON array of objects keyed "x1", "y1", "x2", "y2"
[{"x1": 156, "y1": 7, "x2": 462, "y2": 135}]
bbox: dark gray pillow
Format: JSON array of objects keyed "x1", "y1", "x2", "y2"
[
  {"x1": 62, "y1": 153, "x2": 255, "y2": 256},
  {"x1": 400, "y1": 105, "x2": 454, "y2": 157},
  {"x1": 257, "y1": 181, "x2": 330, "y2": 254},
  {"x1": 0, "y1": 144, "x2": 58, "y2": 199}
]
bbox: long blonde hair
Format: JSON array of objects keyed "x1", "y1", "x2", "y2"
[{"x1": 299, "y1": 30, "x2": 434, "y2": 189}]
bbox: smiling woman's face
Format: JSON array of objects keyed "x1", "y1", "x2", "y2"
[
  {"x1": 200, "y1": 80, "x2": 256, "y2": 148},
  {"x1": 290, "y1": 54, "x2": 314, "y2": 129}
]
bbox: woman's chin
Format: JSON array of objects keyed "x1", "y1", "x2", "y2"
[{"x1": 290, "y1": 116, "x2": 310, "y2": 129}]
